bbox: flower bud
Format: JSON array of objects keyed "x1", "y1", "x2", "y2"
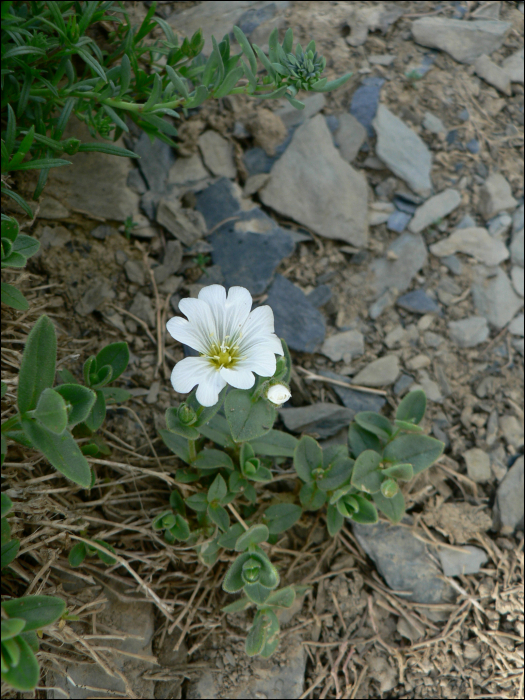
[
  {"x1": 381, "y1": 478, "x2": 399, "y2": 499},
  {"x1": 178, "y1": 403, "x2": 197, "y2": 425},
  {"x1": 266, "y1": 384, "x2": 291, "y2": 406}
]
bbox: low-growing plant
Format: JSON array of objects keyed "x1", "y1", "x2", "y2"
[{"x1": 1, "y1": 214, "x2": 40, "y2": 310}]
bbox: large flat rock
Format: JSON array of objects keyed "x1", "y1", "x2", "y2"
[
  {"x1": 260, "y1": 115, "x2": 368, "y2": 247},
  {"x1": 430, "y1": 227, "x2": 509, "y2": 266},
  {"x1": 370, "y1": 232, "x2": 428, "y2": 297},
  {"x1": 472, "y1": 267, "x2": 523, "y2": 329}
]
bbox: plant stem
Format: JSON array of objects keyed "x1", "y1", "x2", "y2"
[
  {"x1": 188, "y1": 439, "x2": 197, "y2": 463},
  {"x1": 1, "y1": 415, "x2": 20, "y2": 433}
]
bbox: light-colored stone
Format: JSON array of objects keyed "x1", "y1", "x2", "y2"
[
  {"x1": 129, "y1": 292, "x2": 155, "y2": 328},
  {"x1": 474, "y1": 54, "x2": 512, "y2": 95},
  {"x1": 75, "y1": 278, "x2": 115, "y2": 316},
  {"x1": 353, "y1": 355, "x2": 400, "y2": 387},
  {"x1": 371, "y1": 232, "x2": 428, "y2": 297},
  {"x1": 509, "y1": 313, "x2": 524, "y2": 336},
  {"x1": 479, "y1": 173, "x2": 518, "y2": 219},
  {"x1": 430, "y1": 227, "x2": 509, "y2": 266},
  {"x1": 448, "y1": 316, "x2": 490, "y2": 347},
  {"x1": 415, "y1": 371, "x2": 443, "y2": 403},
  {"x1": 198, "y1": 130, "x2": 236, "y2": 179},
  {"x1": 411, "y1": 17, "x2": 511, "y2": 64},
  {"x1": 275, "y1": 92, "x2": 326, "y2": 128},
  {"x1": 500, "y1": 415, "x2": 524, "y2": 449},
  {"x1": 243, "y1": 173, "x2": 271, "y2": 196},
  {"x1": 472, "y1": 267, "x2": 523, "y2": 329},
  {"x1": 246, "y1": 109, "x2": 287, "y2": 156},
  {"x1": 369, "y1": 201, "x2": 395, "y2": 226},
  {"x1": 422, "y1": 111, "x2": 446, "y2": 134},
  {"x1": 511, "y1": 228, "x2": 524, "y2": 267},
  {"x1": 373, "y1": 104, "x2": 432, "y2": 197},
  {"x1": 409, "y1": 189, "x2": 461, "y2": 233},
  {"x1": 406, "y1": 354, "x2": 431, "y2": 370},
  {"x1": 260, "y1": 115, "x2": 368, "y2": 246},
  {"x1": 38, "y1": 195, "x2": 70, "y2": 219},
  {"x1": 465, "y1": 448, "x2": 492, "y2": 482},
  {"x1": 368, "y1": 54, "x2": 395, "y2": 66},
  {"x1": 157, "y1": 199, "x2": 203, "y2": 246},
  {"x1": 334, "y1": 113, "x2": 367, "y2": 162},
  {"x1": 438, "y1": 545, "x2": 488, "y2": 577},
  {"x1": 321, "y1": 330, "x2": 365, "y2": 363},
  {"x1": 502, "y1": 47, "x2": 525, "y2": 84},
  {"x1": 512, "y1": 265, "x2": 524, "y2": 297},
  {"x1": 493, "y1": 456, "x2": 524, "y2": 534},
  {"x1": 488, "y1": 212, "x2": 512, "y2": 238},
  {"x1": 168, "y1": 153, "x2": 209, "y2": 185},
  {"x1": 124, "y1": 260, "x2": 145, "y2": 286}
]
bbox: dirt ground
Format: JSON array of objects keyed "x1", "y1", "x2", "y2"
[{"x1": 1, "y1": 1, "x2": 523, "y2": 699}]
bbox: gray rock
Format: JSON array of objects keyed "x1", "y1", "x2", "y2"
[
  {"x1": 387, "y1": 210, "x2": 412, "y2": 232},
  {"x1": 159, "y1": 275, "x2": 183, "y2": 296},
  {"x1": 512, "y1": 265, "x2": 524, "y2": 297},
  {"x1": 466, "y1": 138, "x2": 480, "y2": 154},
  {"x1": 168, "y1": 153, "x2": 210, "y2": 185},
  {"x1": 129, "y1": 292, "x2": 155, "y2": 328},
  {"x1": 448, "y1": 316, "x2": 489, "y2": 347},
  {"x1": 474, "y1": 54, "x2": 512, "y2": 95},
  {"x1": 424, "y1": 331, "x2": 444, "y2": 348},
  {"x1": 502, "y1": 47, "x2": 525, "y2": 84},
  {"x1": 127, "y1": 167, "x2": 148, "y2": 194},
  {"x1": 488, "y1": 212, "x2": 513, "y2": 238},
  {"x1": 464, "y1": 448, "x2": 492, "y2": 482},
  {"x1": 413, "y1": 371, "x2": 443, "y2": 403},
  {"x1": 353, "y1": 355, "x2": 400, "y2": 387},
  {"x1": 279, "y1": 403, "x2": 355, "y2": 439},
  {"x1": 37, "y1": 225, "x2": 71, "y2": 253},
  {"x1": 422, "y1": 111, "x2": 446, "y2": 134},
  {"x1": 349, "y1": 76, "x2": 385, "y2": 137},
  {"x1": 352, "y1": 518, "x2": 455, "y2": 603},
  {"x1": 510, "y1": 228, "x2": 524, "y2": 267},
  {"x1": 307, "y1": 284, "x2": 332, "y2": 308},
  {"x1": 373, "y1": 104, "x2": 432, "y2": 197},
  {"x1": 125, "y1": 260, "x2": 145, "y2": 286},
  {"x1": 369, "y1": 289, "x2": 397, "y2": 320},
  {"x1": 133, "y1": 132, "x2": 175, "y2": 193},
  {"x1": 409, "y1": 189, "x2": 461, "y2": 234},
  {"x1": 394, "y1": 374, "x2": 415, "y2": 395},
  {"x1": 411, "y1": 17, "x2": 511, "y2": 64},
  {"x1": 321, "y1": 330, "x2": 364, "y2": 363},
  {"x1": 513, "y1": 338, "x2": 524, "y2": 356},
  {"x1": 500, "y1": 415, "x2": 523, "y2": 449},
  {"x1": 266, "y1": 275, "x2": 326, "y2": 353},
  {"x1": 509, "y1": 313, "x2": 524, "y2": 336},
  {"x1": 371, "y1": 232, "x2": 428, "y2": 297},
  {"x1": 260, "y1": 115, "x2": 368, "y2": 246},
  {"x1": 274, "y1": 92, "x2": 326, "y2": 128},
  {"x1": 513, "y1": 204, "x2": 524, "y2": 235},
  {"x1": 243, "y1": 173, "x2": 271, "y2": 196},
  {"x1": 209, "y1": 210, "x2": 294, "y2": 295},
  {"x1": 157, "y1": 199, "x2": 202, "y2": 246},
  {"x1": 154, "y1": 240, "x2": 183, "y2": 284},
  {"x1": 493, "y1": 456, "x2": 524, "y2": 534},
  {"x1": 438, "y1": 545, "x2": 488, "y2": 577},
  {"x1": 198, "y1": 130, "x2": 236, "y2": 179},
  {"x1": 368, "y1": 54, "x2": 395, "y2": 66},
  {"x1": 397, "y1": 289, "x2": 441, "y2": 315},
  {"x1": 38, "y1": 195, "x2": 70, "y2": 219},
  {"x1": 430, "y1": 227, "x2": 509, "y2": 266},
  {"x1": 320, "y1": 371, "x2": 386, "y2": 413},
  {"x1": 472, "y1": 267, "x2": 523, "y2": 329},
  {"x1": 115, "y1": 250, "x2": 128, "y2": 266},
  {"x1": 479, "y1": 173, "x2": 518, "y2": 219},
  {"x1": 441, "y1": 255, "x2": 463, "y2": 275},
  {"x1": 369, "y1": 202, "x2": 395, "y2": 226},
  {"x1": 90, "y1": 224, "x2": 117, "y2": 240},
  {"x1": 393, "y1": 195, "x2": 419, "y2": 214},
  {"x1": 457, "y1": 214, "x2": 477, "y2": 229},
  {"x1": 195, "y1": 177, "x2": 242, "y2": 230},
  {"x1": 334, "y1": 113, "x2": 367, "y2": 162},
  {"x1": 75, "y1": 278, "x2": 115, "y2": 316}
]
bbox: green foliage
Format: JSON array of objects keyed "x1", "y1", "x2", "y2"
[
  {"x1": 68, "y1": 539, "x2": 117, "y2": 567},
  {"x1": 1, "y1": 595, "x2": 65, "y2": 691},
  {"x1": 1, "y1": 214, "x2": 40, "y2": 309}
]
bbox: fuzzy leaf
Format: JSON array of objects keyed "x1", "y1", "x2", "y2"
[
  {"x1": 263, "y1": 503, "x2": 302, "y2": 534},
  {"x1": 372, "y1": 489, "x2": 405, "y2": 524},
  {"x1": 18, "y1": 316, "x2": 56, "y2": 414},
  {"x1": 383, "y1": 435, "x2": 444, "y2": 475},
  {"x1": 350, "y1": 450, "x2": 382, "y2": 494},
  {"x1": 2, "y1": 595, "x2": 65, "y2": 632},
  {"x1": 396, "y1": 389, "x2": 426, "y2": 424},
  {"x1": 294, "y1": 435, "x2": 322, "y2": 483},
  {"x1": 354, "y1": 412, "x2": 393, "y2": 441},
  {"x1": 225, "y1": 390, "x2": 276, "y2": 442},
  {"x1": 235, "y1": 524, "x2": 269, "y2": 552}
]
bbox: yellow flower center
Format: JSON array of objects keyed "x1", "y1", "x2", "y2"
[{"x1": 206, "y1": 340, "x2": 241, "y2": 370}]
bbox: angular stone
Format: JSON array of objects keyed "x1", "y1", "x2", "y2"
[
  {"x1": 334, "y1": 113, "x2": 367, "y2": 162},
  {"x1": 260, "y1": 115, "x2": 368, "y2": 246},
  {"x1": 448, "y1": 316, "x2": 489, "y2": 347},
  {"x1": 488, "y1": 212, "x2": 513, "y2": 238},
  {"x1": 124, "y1": 260, "x2": 145, "y2": 286},
  {"x1": 512, "y1": 265, "x2": 524, "y2": 297},
  {"x1": 369, "y1": 289, "x2": 397, "y2": 320},
  {"x1": 397, "y1": 289, "x2": 440, "y2": 314},
  {"x1": 373, "y1": 104, "x2": 432, "y2": 197},
  {"x1": 387, "y1": 210, "x2": 411, "y2": 233},
  {"x1": 129, "y1": 292, "x2": 155, "y2": 327},
  {"x1": 371, "y1": 232, "x2": 428, "y2": 297},
  {"x1": 511, "y1": 228, "x2": 524, "y2": 267},
  {"x1": 411, "y1": 17, "x2": 511, "y2": 64},
  {"x1": 195, "y1": 178, "x2": 242, "y2": 230},
  {"x1": 90, "y1": 224, "x2": 117, "y2": 240},
  {"x1": 368, "y1": 54, "x2": 395, "y2": 66},
  {"x1": 157, "y1": 199, "x2": 202, "y2": 246},
  {"x1": 465, "y1": 448, "x2": 492, "y2": 483},
  {"x1": 154, "y1": 240, "x2": 183, "y2": 284},
  {"x1": 438, "y1": 545, "x2": 488, "y2": 577},
  {"x1": 353, "y1": 355, "x2": 400, "y2": 387},
  {"x1": 127, "y1": 167, "x2": 147, "y2": 195},
  {"x1": 479, "y1": 173, "x2": 518, "y2": 219},
  {"x1": 422, "y1": 111, "x2": 446, "y2": 134},
  {"x1": 279, "y1": 403, "x2": 355, "y2": 439},
  {"x1": 168, "y1": 153, "x2": 209, "y2": 185},
  {"x1": 352, "y1": 518, "x2": 454, "y2": 603},
  {"x1": 198, "y1": 130, "x2": 236, "y2": 179},
  {"x1": 502, "y1": 47, "x2": 525, "y2": 84},
  {"x1": 500, "y1": 415, "x2": 523, "y2": 449},
  {"x1": 320, "y1": 371, "x2": 386, "y2": 413},
  {"x1": 493, "y1": 456, "x2": 524, "y2": 534},
  {"x1": 306, "y1": 284, "x2": 332, "y2": 308},
  {"x1": 475, "y1": 54, "x2": 511, "y2": 95},
  {"x1": 38, "y1": 195, "x2": 70, "y2": 219},
  {"x1": 75, "y1": 278, "x2": 115, "y2": 316},
  {"x1": 442, "y1": 255, "x2": 463, "y2": 275},
  {"x1": 509, "y1": 313, "x2": 524, "y2": 336},
  {"x1": 430, "y1": 227, "x2": 509, "y2": 266},
  {"x1": 349, "y1": 76, "x2": 384, "y2": 137},
  {"x1": 472, "y1": 267, "x2": 523, "y2": 329},
  {"x1": 36, "y1": 225, "x2": 71, "y2": 254},
  {"x1": 321, "y1": 330, "x2": 364, "y2": 363},
  {"x1": 243, "y1": 173, "x2": 270, "y2": 196},
  {"x1": 409, "y1": 189, "x2": 461, "y2": 233},
  {"x1": 133, "y1": 133, "x2": 175, "y2": 193},
  {"x1": 369, "y1": 201, "x2": 395, "y2": 226},
  {"x1": 274, "y1": 92, "x2": 326, "y2": 128},
  {"x1": 209, "y1": 210, "x2": 294, "y2": 295},
  {"x1": 266, "y1": 275, "x2": 325, "y2": 353}
]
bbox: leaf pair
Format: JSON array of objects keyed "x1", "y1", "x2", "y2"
[{"x1": 1, "y1": 214, "x2": 40, "y2": 310}]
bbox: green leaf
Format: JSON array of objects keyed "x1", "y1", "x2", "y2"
[
  {"x1": 160, "y1": 429, "x2": 191, "y2": 464},
  {"x1": 95, "y1": 343, "x2": 129, "y2": 382},
  {"x1": 235, "y1": 524, "x2": 269, "y2": 552},
  {"x1": 326, "y1": 503, "x2": 344, "y2": 536},
  {"x1": 1, "y1": 539, "x2": 20, "y2": 569},
  {"x1": 394, "y1": 419, "x2": 423, "y2": 433},
  {"x1": 78, "y1": 142, "x2": 139, "y2": 157},
  {"x1": 350, "y1": 450, "x2": 382, "y2": 494},
  {"x1": 83, "y1": 356, "x2": 97, "y2": 386},
  {"x1": 1, "y1": 516, "x2": 11, "y2": 545},
  {"x1": 5, "y1": 105, "x2": 16, "y2": 157},
  {"x1": 195, "y1": 449, "x2": 234, "y2": 471},
  {"x1": 1, "y1": 493, "x2": 13, "y2": 518},
  {"x1": 1, "y1": 215, "x2": 18, "y2": 241},
  {"x1": 143, "y1": 72, "x2": 162, "y2": 111},
  {"x1": 119, "y1": 53, "x2": 131, "y2": 96},
  {"x1": 186, "y1": 84, "x2": 209, "y2": 108},
  {"x1": 208, "y1": 503, "x2": 230, "y2": 532},
  {"x1": 380, "y1": 478, "x2": 399, "y2": 498},
  {"x1": 207, "y1": 473, "x2": 227, "y2": 503},
  {"x1": 165, "y1": 408, "x2": 200, "y2": 439},
  {"x1": 299, "y1": 482, "x2": 327, "y2": 510},
  {"x1": 310, "y1": 77, "x2": 327, "y2": 91},
  {"x1": 9, "y1": 158, "x2": 72, "y2": 172},
  {"x1": 77, "y1": 47, "x2": 107, "y2": 82},
  {"x1": 1, "y1": 381, "x2": 7, "y2": 399},
  {"x1": 253, "y1": 44, "x2": 276, "y2": 80},
  {"x1": 3, "y1": 636, "x2": 22, "y2": 669},
  {"x1": 1, "y1": 251, "x2": 26, "y2": 268},
  {"x1": 285, "y1": 94, "x2": 305, "y2": 110},
  {"x1": 68, "y1": 542, "x2": 87, "y2": 567},
  {"x1": 349, "y1": 495, "x2": 378, "y2": 524},
  {"x1": 233, "y1": 26, "x2": 257, "y2": 75},
  {"x1": 1, "y1": 618, "x2": 26, "y2": 640},
  {"x1": 396, "y1": 389, "x2": 426, "y2": 424},
  {"x1": 354, "y1": 412, "x2": 393, "y2": 441},
  {"x1": 311, "y1": 72, "x2": 352, "y2": 92},
  {"x1": 263, "y1": 503, "x2": 302, "y2": 534},
  {"x1": 213, "y1": 66, "x2": 244, "y2": 98},
  {"x1": 82, "y1": 390, "x2": 105, "y2": 432},
  {"x1": 169, "y1": 489, "x2": 186, "y2": 514},
  {"x1": 168, "y1": 514, "x2": 190, "y2": 541},
  {"x1": 222, "y1": 596, "x2": 252, "y2": 614},
  {"x1": 2, "y1": 595, "x2": 65, "y2": 632},
  {"x1": 282, "y1": 27, "x2": 293, "y2": 54},
  {"x1": 225, "y1": 390, "x2": 276, "y2": 442},
  {"x1": 7, "y1": 126, "x2": 34, "y2": 169},
  {"x1": 21, "y1": 418, "x2": 92, "y2": 487},
  {"x1": 0, "y1": 635, "x2": 39, "y2": 691},
  {"x1": 12, "y1": 234, "x2": 39, "y2": 259},
  {"x1": 100, "y1": 387, "x2": 131, "y2": 404},
  {"x1": 265, "y1": 586, "x2": 296, "y2": 608},
  {"x1": 249, "y1": 430, "x2": 298, "y2": 457},
  {"x1": 294, "y1": 435, "x2": 322, "y2": 483},
  {"x1": 348, "y1": 423, "x2": 382, "y2": 458},
  {"x1": 0, "y1": 282, "x2": 28, "y2": 310},
  {"x1": 188, "y1": 386, "x2": 227, "y2": 427},
  {"x1": 255, "y1": 85, "x2": 289, "y2": 100},
  {"x1": 382, "y1": 463, "x2": 413, "y2": 481},
  {"x1": 383, "y1": 435, "x2": 444, "y2": 475},
  {"x1": 372, "y1": 489, "x2": 405, "y2": 524},
  {"x1": 18, "y1": 315, "x2": 56, "y2": 414},
  {"x1": 245, "y1": 611, "x2": 267, "y2": 657},
  {"x1": 317, "y1": 457, "x2": 354, "y2": 491},
  {"x1": 153, "y1": 510, "x2": 174, "y2": 530},
  {"x1": 166, "y1": 65, "x2": 189, "y2": 99},
  {"x1": 32, "y1": 388, "x2": 68, "y2": 434},
  {"x1": 218, "y1": 523, "x2": 245, "y2": 549},
  {"x1": 241, "y1": 58, "x2": 257, "y2": 92},
  {"x1": 223, "y1": 551, "x2": 250, "y2": 592},
  {"x1": 93, "y1": 540, "x2": 116, "y2": 566},
  {"x1": 185, "y1": 493, "x2": 208, "y2": 513},
  {"x1": 243, "y1": 582, "x2": 273, "y2": 605},
  {"x1": 1, "y1": 188, "x2": 34, "y2": 218}
]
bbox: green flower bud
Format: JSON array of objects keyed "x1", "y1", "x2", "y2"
[
  {"x1": 381, "y1": 478, "x2": 399, "y2": 499},
  {"x1": 243, "y1": 459, "x2": 259, "y2": 476},
  {"x1": 62, "y1": 138, "x2": 81, "y2": 155},
  {"x1": 242, "y1": 557, "x2": 262, "y2": 584},
  {"x1": 178, "y1": 403, "x2": 197, "y2": 425}
]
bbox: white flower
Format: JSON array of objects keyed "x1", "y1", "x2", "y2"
[
  {"x1": 266, "y1": 384, "x2": 291, "y2": 406},
  {"x1": 167, "y1": 285, "x2": 283, "y2": 407}
]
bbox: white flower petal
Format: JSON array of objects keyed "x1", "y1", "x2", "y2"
[
  {"x1": 171, "y1": 356, "x2": 213, "y2": 393},
  {"x1": 166, "y1": 317, "x2": 208, "y2": 354},
  {"x1": 198, "y1": 285, "x2": 227, "y2": 338},
  {"x1": 237, "y1": 349, "x2": 277, "y2": 377},
  {"x1": 225, "y1": 286, "x2": 253, "y2": 340},
  {"x1": 196, "y1": 371, "x2": 227, "y2": 407},
  {"x1": 220, "y1": 367, "x2": 255, "y2": 390},
  {"x1": 178, "y1": 297, "x2": 217, "y2": 349}
]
